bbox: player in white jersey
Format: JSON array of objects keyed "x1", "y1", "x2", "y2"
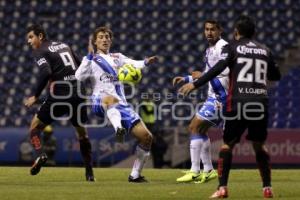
[
  {"x1": 75, "y1": 26, "x2": 158, "y2": 182},
  {"x1": 173, "y1": 20, "x2": 228, "y2": 183}
]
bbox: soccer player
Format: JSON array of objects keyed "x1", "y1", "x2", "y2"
[
  {"x1": 25, "y1": 24, "x2": 95, "y2": 181},
  {"x1": 75, "y1": 26, "x2": 158, "y2": 182},
  {"x1": 173, "y1": 20, "x2": 227, "y2": 183},
  {"x1": 179, "y1": 15, "x2": 281, "y2": 198}
]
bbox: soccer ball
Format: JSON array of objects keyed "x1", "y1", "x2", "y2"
[{"x1": 118, "y1": 64, "x2": 142, "y2": 84}]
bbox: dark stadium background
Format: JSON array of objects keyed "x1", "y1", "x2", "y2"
[{"x1": 0, "y1": 0, "x2": 299, "y2": 168}]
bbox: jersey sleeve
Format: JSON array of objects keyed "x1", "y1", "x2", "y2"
[
  {"x1": 75, "y1": 56, "x2": 93, "y2": 81},
  {"x1": 70, "y1": 48, "x2": 81, "y2": 66},
  {"x1": 33, "y1": 50, "x2": 51, "y2": 97},
  {"x1": 267, "y1": 52, "x2": 281, "y2": 81},
  {"x1": 193, "y1": 44, "x2": 232, "y2": 88},
  {"x1": 119, "y1": 53, "x2": 146, "y2": 69}
]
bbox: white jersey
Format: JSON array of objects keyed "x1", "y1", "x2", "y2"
[
  {"x1": 204, "y1": 38, "x2": 229, "y2": 100},
  {"x1": 75, "y1": 52, "x2": 146, "y2": 105}
]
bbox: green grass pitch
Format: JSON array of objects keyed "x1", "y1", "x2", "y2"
[{"x1": 0, "y1": 167, "x2": 299, "y2": 200}]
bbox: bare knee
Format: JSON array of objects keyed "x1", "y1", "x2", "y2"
[
  {"x1": 221, "y1": 144, "x2": 234, "y2": 152},
  {"x1": 140, "y1": 132, "x2": 153, "y2": 148},
  {"x1": 29, "y1": 116, "x2": 46, "y2": 135},
  {"x1": 102, "y1": 96, "x2": 119, "y2": 107}
]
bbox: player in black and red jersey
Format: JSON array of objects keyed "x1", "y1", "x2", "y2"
[
  {"x1": 179, "y1": 15, "x2": 281, "y2": 198},
  {"x1": 25, "y1": 24, "x2": 95, "y2": 181}
]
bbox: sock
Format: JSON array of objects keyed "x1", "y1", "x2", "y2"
[
  {"x1": 256, "y1": 150, "x2": 271, "y2": 187},
  {"x1": 200, "y1": 137, "x2": 214, "y2": 172},
  {"x1": 30, "y1": 128, "x2": 43, "y2": 155},
  {"x1": 130, "y1": 145, "x2": 150, "y2": 179},
  {"x1": 218, "y1": 148, "x2": 232, "y2": 187},
  {"x1": 79, "y1": 137, "x2": 93, "y2": 174},
  {"x1": 190, "y1": 135, "x2": 203, "y2": 173},
  {"x1": 106, "y1": 105, "x2": 122, "y2": 131}
]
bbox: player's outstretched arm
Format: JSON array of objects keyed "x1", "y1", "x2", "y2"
[
  {"x1": 144, "y1": 56, "x2": 159, "y2": 65},
  {"x1": 121, "y1": 55, "x2": 158, "y2": 69},
  {"x1": 173, "y1": 70, "x2": 202, "y2": 86},
  {"x1": 88, "y1": 35, "x2": 94, "y2": 55},
  {"x1": 75, "y1": 37, "x2": 94, "y2": 81}
]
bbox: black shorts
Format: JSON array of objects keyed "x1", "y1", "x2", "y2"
[
  {"x1": 37, "y1": 96, "x2": 88, "y2": 127},
  {"x1": 223, "y1": 111, "x2": 269, "y2": 145}
]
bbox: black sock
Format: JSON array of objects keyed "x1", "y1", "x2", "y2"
[
  {"x1": 256, "y1": 150, "x2": 271, "y2": 187},
  {"x1": 79, "y1": 138, "x2": 93, "y2": 173},
  {"x1": 218, "y1": 148, "x2": 232, "y2": 187}
]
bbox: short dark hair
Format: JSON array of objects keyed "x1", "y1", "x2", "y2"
[
  {"x1": 234, "y1": 15, "x2": 256, "y2": 38},
  {"x1": 92, "y1": 26, "x2": 113, "y2": 44},
  {"x1": 204, "y1": 19, "x2": 222, "y2": 30},
  {"x1": 26, "y1": 24, "x2": 48, "y2": 40}
]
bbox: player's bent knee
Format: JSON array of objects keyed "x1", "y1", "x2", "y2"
[
  {"x1": 140, "y1": 132, "x2": 153, "y2": 147},
  {"x1": 221, "y1": 144, "x2": 231, "y2": 150},
  {"x1": 29, "y1": 117, "x2": 46, "y2": 134},
  {"x1": 102, "y1": 96, "x2": 119, "y2": 107}
]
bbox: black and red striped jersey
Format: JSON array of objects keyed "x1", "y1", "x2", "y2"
[
  {"x1": 32, "y1": 40, "x2": 81, "y2": 97},
  {"x1": 193, "y1": 38, "x2": 281, "y2": 112}
]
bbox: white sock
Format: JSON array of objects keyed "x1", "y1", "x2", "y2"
[
  {"x1": 130, "y1": 145, "x2": 150, "y2": 178},
  {"x1": 200, "y1": 137, "x2": 214, "y2": 172},
  {"x1": 190, "y1": 137, "x2": 202, "y2": 173},
  {"x1": 106, "y1": 105, "x2": 122, "y2": 131}
]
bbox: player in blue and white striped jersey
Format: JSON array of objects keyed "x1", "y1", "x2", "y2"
[
  {"x1": 173, "y1": 20, "x2": 229, "y2": 183},
  {"x1": 75, "y1": 26, "x2": 158, "y2": 182}
]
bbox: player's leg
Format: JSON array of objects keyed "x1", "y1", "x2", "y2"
[
  {"x1": 29, "y1": 114, "x2": 47, "y2": 155},
  {"x1": 73, "y1": 126, "x2": 95, "y2": 181},
  {"x1": 198, "y1": 98, "x2": 224, "y2": 182},
  {"x1": 196, "y1": 117, "x2": 218, "y2": 183},
  {"x1": 176, "y1": 116, "x2": 208, "y2": 182},
  {"x1": 252, "y1": 142, "x2": 273, "y2": 198},
  {"x1": 102, "y1": 95, "x2": 126, "y2": 142},
  {"x1": 29, "y1": 102, "x2": 53, "y2": 175},
  {"x1": 91, "y1": 95, "x2": 125, "y2": 142},
  {"x1": 177, "y1": 98, "x2": 218, "y2": 183},
  {"x1": 71, "y1": 99, "x2": 95, "y2": 182},
  {"x1": 129, "y1": 121, "x2": 153, "y2": 183},
  {"x1": 210, "y1": 113, "x2": 246, "y2": 198},
  {"x1": 247, "y1": 111, "x2": 273, "y2": 198}
]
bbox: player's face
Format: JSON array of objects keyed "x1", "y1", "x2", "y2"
[
  {"x1": 27, "y1": 31, "x2": 42, "y2": 50},
  {"x1": 204, "y1": 23, "x2": 221, "y2": 45},
  {"x1": 94, "y1": 31, "x2": 112, "y2": 54}
]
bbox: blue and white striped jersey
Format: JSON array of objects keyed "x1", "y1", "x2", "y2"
[
  {"x1": 204, "y1": 38, "x2": 229, "y2": 101},
  {"x1": 75, "y1": 52, "x2": 146, "y2": 105}
]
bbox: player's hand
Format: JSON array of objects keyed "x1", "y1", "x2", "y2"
[
  {"x1": 172, "y1": 76, "x2": 185, "y2": 86},
  {"x1": 192, "y1": 71, "x2": 202, "y2": 79},
  {"x1": 145, "y1": 56, "x2": 158, "y2": 65},
  {"x1": 24, "y1": 96, "x2": 37, "y2": 108},
  {"x1": 88, "y1": 35, "x2": 94, "y2": 55},
  {"x1": 178, "y1": 83, "x2": 195, "y2": 96}
]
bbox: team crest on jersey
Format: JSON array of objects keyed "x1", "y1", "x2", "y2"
[
  {"x1": 99, "y1": 72, "x2": 117, "y2": 82},
  {"x1": 110, "y1": 53, "x2": 121, "y2": 65},
  {"x1": 36, "y1": 58, "x2": 47, "y2": 66}
]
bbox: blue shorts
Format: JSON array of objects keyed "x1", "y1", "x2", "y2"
[
  {"x1": 91, "y1": 96, "x2": 140, "y2": 132},
  {"x1": 196, "y1": 97, "x2": 226, "y2": 126}
]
